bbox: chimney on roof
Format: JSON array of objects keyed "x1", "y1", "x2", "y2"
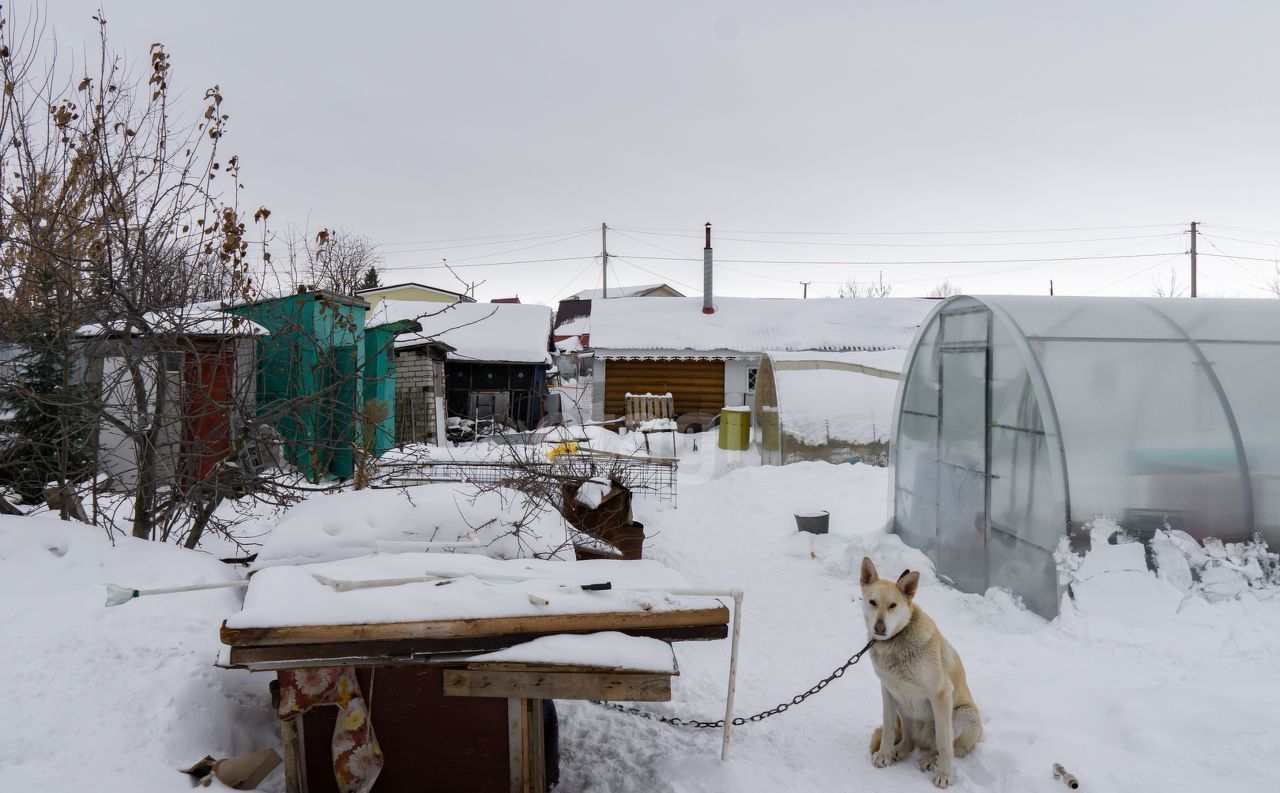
[{"x1": 702, "y1": 222, "x2": 714, "y2": 314}]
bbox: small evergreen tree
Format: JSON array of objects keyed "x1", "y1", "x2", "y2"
[
  {"x1": 0, "y1": 336, "x2": 92, "y2": 502},
  {"x1": 360, "y1": 266, "x2": 381, "y2": 290}
]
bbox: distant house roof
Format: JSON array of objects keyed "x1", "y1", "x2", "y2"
[
  {"x1": 355, "y1": 282, "x2": 475, "y2": 303},
  {"x1": 385, "y1": 300, "x2": 553, "y2": 364},
  {"x1": 590, "y1": 297, "x2": 932, "y2": 356},
  {"x1": 566, "y1": 283, "x2": 684, "y2": 300},
  {"x1": 490, "y1": 296, "x2": 521, "y2": 304}
]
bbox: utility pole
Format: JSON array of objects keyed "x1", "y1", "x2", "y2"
[
  {"x1": 1189, "y1": 221, "x2": 1198, "y2": 297},
  {"x1": 1050, "y1": 279, "x2": 1054, "y2": 296},
  {"x1": 601, "y1": 222, "x2": 609, "y2": 299},
  {"x1": 801, "y1": 281, "x2": 810, "y2": 299}
]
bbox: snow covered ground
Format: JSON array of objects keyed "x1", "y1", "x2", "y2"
[
  {"x1": 2, "y1": 448, "x2": 1279, "y2": 792},
  {"x1": 558, "y1": 459, "x2": 1280, "y2": 792},
  {"x1": 0, "y1": 516, "x2": 278, "y2": 791}
]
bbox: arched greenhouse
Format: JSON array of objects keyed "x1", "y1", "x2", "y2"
[
  {"x1": 892, "y1": 295, "x2": 1280, "y2": 618},
  {"x1": 752, "y1": 351, "x2": 904, "y2": 467}
]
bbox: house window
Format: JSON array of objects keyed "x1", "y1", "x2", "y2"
[{"x1": 747, "y1": 367, "x2": 758, "y2": 392}]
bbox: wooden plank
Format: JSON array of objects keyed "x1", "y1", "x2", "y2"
[
  {"x1": 222, "y1": 604, "x2": 729, "y2": 647},
  {"x1": 526, "y1": 699, "x2": 545, "y2": 793},
  {"x1": 464, "y1": 661, "x2": 678, "y2": 675},
  {"x1": 444, "y1": 669, "x2": 671, "y2": 701},
  {"x1": 227, "y1": 623, "x2": 729, "y2": 666},
  {"x1": 508, "y1": 698, "x2": 523, "y2": 793}
]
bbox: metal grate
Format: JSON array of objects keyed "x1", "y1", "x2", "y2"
[{"x1": 375, "y1": 453, "x2": 678, "y2": 505}]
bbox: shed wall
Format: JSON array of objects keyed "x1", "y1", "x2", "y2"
[{"x1": 601, "y1": 359, "x2": 726, "y2": 422}]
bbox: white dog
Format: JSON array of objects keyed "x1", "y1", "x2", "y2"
[{"x1": 860, "y1": 557, "x2": 982, "y2": 788}]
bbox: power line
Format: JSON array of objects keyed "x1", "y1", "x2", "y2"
[
  {"x1": 1198, "y1": 222, "x2": 1280, "y2": 238},
  {"x1": 613, "y1": 251, "x2": 1184, "y2": 267},
  {"x1": 382, "y1": 229, "x2": 597, "y2": 263},
  {"x1": 1197, "y1": 237, "x2": 1275, "y2": 292},
  {"x1": 609, "y1": 256, "x2": 703, "y2": 293},
  {"x1": 1085, "y1": 253, "x2": 1185, "y2": 294},
  {"x1": 378, "y1": 255, "x2": 597, "y2": 272},
  {"x1": 548, "y1": 257, "x2": 603, "y2": 303},
  {"x1": 1197, "y1": 252, "x2": 1280, "y2": 263},
  {"x1": 615, "y1": 222, "x2": 1184, "y2": 237},
  {"x1": 373, "y1": 226, "x2": 596, "y2": 249},
  {"x1": 1197, "y1": 271, "x2": 1253, "y2": 298},
  {"x1": 613, "y1": 227, "x2": 1180, "y2": 248}
]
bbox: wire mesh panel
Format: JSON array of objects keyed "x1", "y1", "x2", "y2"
[{"x1": 376, "y1": 455, "x2": 678, "y2": 504}]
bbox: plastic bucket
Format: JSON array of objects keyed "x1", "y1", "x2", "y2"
[{"x1": 795, "y1": 510, "x2": 830, "y2": 534}]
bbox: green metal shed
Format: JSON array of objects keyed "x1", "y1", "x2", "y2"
[
  {"x1": 225, "y1": 290, "x2": 373, "y2": 481},
  {"x1": 363, "y1": 317, "x2": 422, "y2": 458}
]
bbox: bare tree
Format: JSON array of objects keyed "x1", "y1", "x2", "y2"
[
  {"x1": 837, "y1": 271, "x2": 893, "y2": 298},
  {"x1": 0, "y1": 9, "x2": 485, "y2": 551},
  {"x1": 928, "y1": 279, "x2": 961, "y2": 298},
  {"x1": 1152, "y1": 268, "x2": 1187, "y2": 298},
  {"x1": 287, "y1": 227, "x2": 382, "y2": 295},
  {"x1": 0, "y1": 8, "x2": 275, "y2": 541}
]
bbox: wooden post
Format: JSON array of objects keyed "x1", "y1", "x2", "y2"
[
  {"x1": 280, "y1": 716, "x2": 307, "y2": 793},
  {"x1": 601, "y1": 223, "x2": 609, "y2": 300},
  {"x1": 1190, "y1": 220, "x2": 1198, "y2": 297}
]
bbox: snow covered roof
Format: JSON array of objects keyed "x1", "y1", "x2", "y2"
[
  {"x1": 555, "y1": 336, "x2": 584, "y2": 353},
  {"x1": 76, "y1": 306, "x2": 269, "y2": 338},
  {"x1": 767, "y1": 349, "x2": 908, "y2": 377},
  {"x1": 387, "y1": 300, "x2": 552, "y2": 364},
  {"x1": 764, "y1": 351, "x2": 905, "y2": 445},
  {"x1": 229, "y1": 552, "x2": 711, "y2": 629},
  {"x1": 356, "y1": 281, "x2": 473, "y2": 302},
  {"x1": 554, "y1": 314, "x2": 589, "y2": 335},
  {"x1": 591, "y1": 297, "x2": 932, "y2": 355},
  {"x1": 566, "y1": 283, "x2": 683, "y2": 300}
]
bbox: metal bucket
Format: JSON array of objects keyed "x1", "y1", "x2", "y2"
[{"x1": 795, "y1": 510, "x2": 830, "y2": 534}]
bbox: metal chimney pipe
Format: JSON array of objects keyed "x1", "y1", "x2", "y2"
[{"x1": 702, "y1": 222, "x2": 714, "y2": 314}]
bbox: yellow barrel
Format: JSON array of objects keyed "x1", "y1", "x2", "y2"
[{"x1": 718, "y1": 407, "x2": 752, "y2": 451}]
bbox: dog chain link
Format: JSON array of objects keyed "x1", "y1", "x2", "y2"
[{"x1": 590, "y1": 639, "x2": 875, "y2": 729}]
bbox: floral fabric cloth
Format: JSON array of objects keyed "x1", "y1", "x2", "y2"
[{"x1": 277, "y1": 666, "x2": 383, "y2": 793}]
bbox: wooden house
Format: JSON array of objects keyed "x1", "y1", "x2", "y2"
[
  {"x1": 390, "y1": 301, "x2": 553, "y2": 431},
  {"x1": 75, "y1": 307, "x2": 267, "y2": 490},
  {"x1": 589, "y1": 297, "x2": 932, "y2": 430}
]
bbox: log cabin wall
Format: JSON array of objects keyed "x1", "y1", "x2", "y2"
[{"x1": 601, "y1": 359, "x2": 726, "y2": 425}]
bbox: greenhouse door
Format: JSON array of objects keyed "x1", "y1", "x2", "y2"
[{"x1": 936, "y1": 310, "x2": 990, "y2": 594}]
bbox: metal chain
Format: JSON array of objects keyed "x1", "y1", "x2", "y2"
[{"x1": 591, "y1": 639, "x2": 875, "y2": 729}]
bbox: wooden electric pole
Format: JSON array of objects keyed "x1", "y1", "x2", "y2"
[
  {"x1": 801, "y1": 281, "x2": 810, "y2": 298},
  {"x1": 601, "y1": 222, "x2": 609, "y2": 299},
  {"x1": 1189, "y1": 221, "x2": 1198, "y2": 297}
]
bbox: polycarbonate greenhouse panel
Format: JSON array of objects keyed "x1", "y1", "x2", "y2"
[{"x1": 891, "y1": 294, "x2": 1280, "y2": 619}]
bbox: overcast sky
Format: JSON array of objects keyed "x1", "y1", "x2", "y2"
[{"x1": 34, "y1": 1, "x2": 1280, "y2": 303}]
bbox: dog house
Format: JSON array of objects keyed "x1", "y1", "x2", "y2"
[{"x1": 892, "y1": 295, "x2": 1280, "y2": 618}]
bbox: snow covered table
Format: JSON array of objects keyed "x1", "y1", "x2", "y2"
[{"x1": 219, "y1": 553, "x2": 727, "y2": 793}]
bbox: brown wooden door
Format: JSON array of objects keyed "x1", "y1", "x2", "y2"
[{"x1": 603, "y1": 359, "x2": 725, "y2": 420}]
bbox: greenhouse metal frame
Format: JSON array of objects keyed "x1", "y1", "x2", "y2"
[{"x1": 892, "y1": 295, "x2": 1280, "y2": 617}]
